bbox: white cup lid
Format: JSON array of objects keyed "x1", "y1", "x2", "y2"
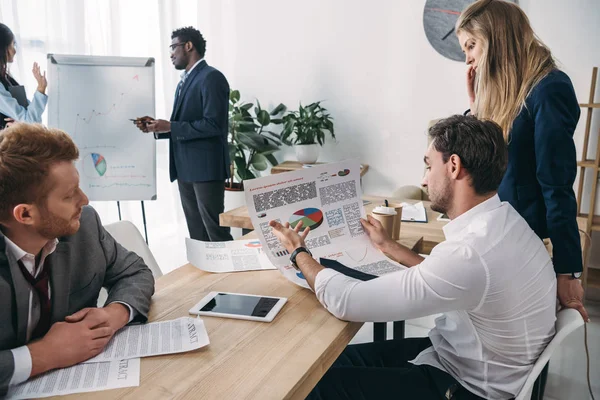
[{"x1": 372, "y1": 206, "x2": 397, "y2": 215}]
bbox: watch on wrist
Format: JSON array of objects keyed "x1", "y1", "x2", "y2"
[
  {"x1": 560, "y1": 272, "x2": 582, "y2": 279},
  {"x1": 290, "y1": 247, "x2": 312, "y2": 271}
]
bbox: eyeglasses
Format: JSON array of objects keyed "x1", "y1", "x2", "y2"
[{"x1": 169, "y1": 42, "x2": 187, "y2": 53}]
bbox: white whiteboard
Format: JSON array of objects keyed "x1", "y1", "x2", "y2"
[{"x1": 47, "y1": 54, "x2": 156, "y2": 201}]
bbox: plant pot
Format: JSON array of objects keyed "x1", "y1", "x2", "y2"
[
  {"x1": 295, "y1": 144, "x2": 320, "y2": 164},
  {"x1": 224, "y1": 181, "x2": 245, "y2": 209}
]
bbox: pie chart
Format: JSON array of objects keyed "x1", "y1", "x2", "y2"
[
  {"x1": 289, "y1": 208, "x2": 324, "y2": 230},
  {"x1": 91, "y1": 153, "x2": 107, "y2": 176},
  {"x1": 82, "y1": 152, "x2": 107, "y2": 178}
]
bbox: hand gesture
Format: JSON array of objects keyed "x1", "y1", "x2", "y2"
[
  {"x1": 146, "y1": 119, "x2": 171, "y2": 133},
  {"x1": 269, "y1": 220, "x2": 310, "y2": 254},
  {"x1": 360, "y1": 215, "x2": 393, "y2": 252},
  {"x1": 466, "y1": 65, "x2": 476, "y2": 109},
  {"x1": 32, "y1": 62, "x2": 47, "y2": 94},
  {"x1": 133, "y1": 116, "x2": 155, "y2": 133}
]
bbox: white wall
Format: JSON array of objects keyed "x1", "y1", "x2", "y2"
[
  {"x1": 206, "y1": 0, "x2": 600, "y2": 266},
  {"x1": 209, "y1": 0, "x2": 470, "y2": 197}
]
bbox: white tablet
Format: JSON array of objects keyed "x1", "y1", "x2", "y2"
[{"x1": 189, "y1": 291, "x2": 287, "y2": 322}]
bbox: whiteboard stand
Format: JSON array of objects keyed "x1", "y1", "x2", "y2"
[
  {"x1": 116, "y1": 201, "x2": 149, "y2": 244},
  {"x1": 47, "y1": 54, "x2": 156, "y2": 246}
]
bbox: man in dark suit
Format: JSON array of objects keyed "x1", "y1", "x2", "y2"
[
  {"x1": 0, "y1": 124, "x2": 155, "y2": 395},
  {"x1": 135, "y1": 26, "x2": 232, "y2": 242}
]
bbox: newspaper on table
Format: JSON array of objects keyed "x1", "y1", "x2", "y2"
[
  {"x1": 84, "y1": 317, "x2": 209, "y2": 363},
  {"x1": 244, "y1": 160, "x2": 406, "y2": 288},
  {"x1": 186, "y1": 238, "x2": 276, "y2": 273},
  {"x1": 6, "y1": 359, "x2": 140, "y2": 399}
]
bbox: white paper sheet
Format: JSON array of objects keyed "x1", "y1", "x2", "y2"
[
  {"x1": 244, "y1": 160, "x2": 406, "y2": 288},
  {"x1": 6, "y1": 358, "x2": 140, "y2": 399},
  {"x1": 186, "y1": 238, "x2": 276, "y2": 272},
  {"x1": 85, "y1": 317, "x2": 209, "y2": 363},
  {"x1": 400, "y1": 201, "x2": 427, "y2": 222}
]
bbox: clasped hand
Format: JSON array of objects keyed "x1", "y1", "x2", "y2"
[{"x1": 29, "y1": 304, "x2": 129, "y2": 374}]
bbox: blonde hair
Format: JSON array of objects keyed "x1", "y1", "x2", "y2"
[
  {"x1": 456, "y1": 0, "x2": 556, "y2": 139},
  {"x1": 0, "y1": 123, "x2": 79, "y2": 221}
]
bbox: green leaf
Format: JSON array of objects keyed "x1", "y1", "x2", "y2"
[
  {"x1": 234, "y1": 156, "x2": 254, "y2": 180},
  {"x1": 237, "y1": 122, "x2": 259, "y2": 133},
  {"x1": 257, "y1": 110, "x2": 271, "y2": 126},
  {"x1": 270, "y1": 118, "x2": 283, "y2": 124},
  {"x1": 270, "y1": 103, "x2": 287, "y2": 115},
  {"x1": 265, "y1": 153, "x2": 279, "y2": 166},
  {"x1": 251, "y1": 153, "x2": 268, "y2": 171},
  {"x1": 240, "y1": 103, "x2": 253, "y2": 111},
  {"x1": 230, "y1": 90, "x2": 240, "y2": 103},
  {"x1": 228, "y1": 144, "x2": 238, "y2": 160},
  {"x1": 237, "y1": 132, "x2": 279, "y2": 152}
]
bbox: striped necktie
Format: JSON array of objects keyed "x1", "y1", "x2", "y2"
[{"x1": 17, "y1": 259, "x2": 51, "y2": 339}]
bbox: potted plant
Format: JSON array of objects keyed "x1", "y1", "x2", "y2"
[
  {"x1": 226, "y1": 89, "x2": 286, "y2": 191},
  {"x1": 280, "y1": 101, "x2": 335, "y2": 164}
]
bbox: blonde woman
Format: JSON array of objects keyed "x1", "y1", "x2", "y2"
[{"x1": 457, "y1": 0, "x2": 588, "y2": 321}]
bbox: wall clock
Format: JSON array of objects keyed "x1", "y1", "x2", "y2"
[{"x1": 423, "y1": 0, "x2": 517, "y2": 62}]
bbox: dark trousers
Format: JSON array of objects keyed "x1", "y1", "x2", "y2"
[
  {"x1": 178, "y1": 180, "x2": 232, "y2": 242},
  {"x1": 307, "y1": 338, "x2": 484, "y2": 400}
]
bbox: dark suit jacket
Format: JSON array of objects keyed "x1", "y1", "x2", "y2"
[
  {"x1": 0, "y1": 206, "x2": 155, "y2": 395},
  {"x1": 156, "y1": 60, "x2": 231, "y2": 183},
  {"x1": 498, "y1": 70, "x2": 582, "y2": 274}
]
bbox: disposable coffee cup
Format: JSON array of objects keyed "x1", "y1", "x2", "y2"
[
  {"x1": 371, "y1": 206, "x2": 397, "y2": 237},
  {"x1": 388, "y1": 203, "x2": 403, "y2": 240}
]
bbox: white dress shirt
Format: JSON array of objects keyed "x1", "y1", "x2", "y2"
[
  {"x1": 0, "y1": 81, "x2": 47, "y2": 123},
  {"x1": 314, "y1": 195, "x2": 557, "y2": 399},
  {"x1": 5, "y1": 237, "x2": 136, "y2": 386}
]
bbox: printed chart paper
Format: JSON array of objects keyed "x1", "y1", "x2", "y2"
[
  {"x1": 7, "y1": 359, "x2": 140, "y2": 399},
  {"x1": 186, "y1": 238, "x2": 276, "y2": 273},
  {"x1": 85, "y1": 317, "x2": 209, "y2": 363},
  {"x1": 244, "y1": 160, "x2": 406, "y2": 288}
]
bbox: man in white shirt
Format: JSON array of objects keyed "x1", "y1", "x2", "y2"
[
  {"x1": 270, "y1": 115, "x2": 557, "y2": 399},
  {"x1": 0, "y1": 123, "x2": 154, "y2": 396}
]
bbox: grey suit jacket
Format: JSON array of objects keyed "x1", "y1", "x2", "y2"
[{"x1": 0, "y1": 206, "x2": 155, "y2": 395}]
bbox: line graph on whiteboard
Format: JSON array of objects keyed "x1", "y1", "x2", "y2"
[
  {"x1": 49, "y1": 60, "x2": 156, "y2": 201},
  {"x1": 72, "y1": 74, "x2": 140, "y2": 141}
]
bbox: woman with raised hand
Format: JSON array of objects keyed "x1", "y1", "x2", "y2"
[
  {"x1": 456, "y1": 0, "x2": 588, "y2": 321},
  {"x1": 0, "y1": 23, "x2": 47, "y2": 128}
]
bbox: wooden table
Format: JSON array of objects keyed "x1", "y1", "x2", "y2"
[
  {"x1": 271, "y1": 161, "x2": 370, "y2": 177},
  {"x1": 220, "y1": 195, "x2": 447, "y2": 254},
  {"x1": 62, "y1": 267, "x2": 360, "y2": 400}
]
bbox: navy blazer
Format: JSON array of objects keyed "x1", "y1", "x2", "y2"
[
  {"x1": 498, "y1": 70, "x2": 582, "y2": 274},
  {"x1": 156, "y1": 60, "x2": 231, "y2": 183}
]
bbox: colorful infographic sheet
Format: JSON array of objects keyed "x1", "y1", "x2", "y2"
[{"x1": 244, "y1": 160, "x2": 406, "y2": 288}]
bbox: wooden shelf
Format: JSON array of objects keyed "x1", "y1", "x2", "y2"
[
  {"x1": 587, "y1": 268, "x2": 600, "y2": 290},
  {"x1": 580, "y1": 103, "x2": 600, "y2": 108},
  {"x1": 577, "y1": 159, "x2": 599, "y2": 169},
  {"x1": 578, "y1": 214, "x2": 600, "y2": 231}
]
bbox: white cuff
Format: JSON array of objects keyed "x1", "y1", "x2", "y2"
[
  {"x1": 9, "y1": 346, "x2": 32, "y2": 386},
  {"x1": 108, "y1": 301, "x2": 137, "y2": 323}
]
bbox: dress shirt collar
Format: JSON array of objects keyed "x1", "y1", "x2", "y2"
[
  {"x1": 442, "y1": 194, "x2": 501, "y2": 240},
  {"x1": 181, "y1": 58, "x2": 204, "y2": 81},
  {"x1": 4, "y1": 236, "x2": 59, "y2": 265}
]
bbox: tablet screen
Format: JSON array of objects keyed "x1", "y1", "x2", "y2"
[{"x1": 200, "y1": 293, "x2": 280, "y2": 317}]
